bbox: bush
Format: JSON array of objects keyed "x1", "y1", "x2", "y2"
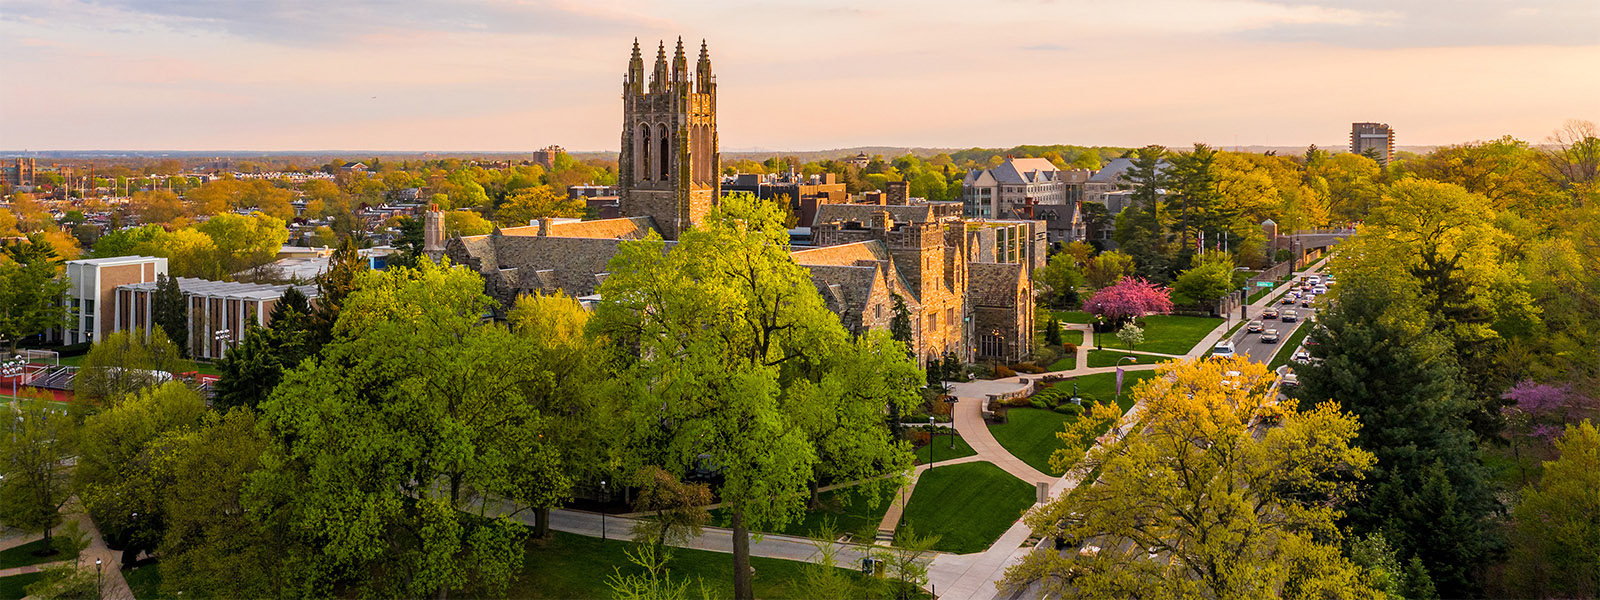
[
  {"x1": 1030, "y1": 399, "x2": 1050, "y2": 410},
  {"x1": 994, "y1": 365, "x2": 1017, "y2": 378},
  {"x1": 908, "y1": 430, "x2": 931, "y2": 446},
  {"x1": 1001, "y1": 396, "x2": 1032, "y2": 408},
  {"x1": 1013, "y1": 363, "x2": 1047, "y2": 374},
  {"x1": 1054, "y1": 403, "x2": 1083, "y2": 416},
  {"x1": 1062, "y1": 342, "x2": 1078, "y2": 354}
]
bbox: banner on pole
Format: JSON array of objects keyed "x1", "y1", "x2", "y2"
[{"x1": 1116, "y1": 367, "x2": 1124, "y2": 395}]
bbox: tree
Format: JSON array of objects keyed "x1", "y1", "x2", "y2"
[
  {"x1": 629, "y1": 466, "x2": 713, "y2": 549},
  {"x1": 73, "y1": 382, "x2": 206, "y2": 565},
  {"x1": 74, "y1": 330, "x2": 193, "y2": 405},
  {"x1": 1082, "y1": 250, "x2": 1134, "y2": 290},
  {"x1": 505, "y1": 291, "x2": 613, "y2": 538},
  {"x1": 889, "y1": 293, "x2": 914, "y2": 349},
  {"x1": 1542, "y1": 119, "x2": 1599, "y2": 208},
  {"x1": 213, "y1": 289, "x2": 313, "y2": 412},
  {"x1": 1169, "y1": 254, "x2": 1236, "y2": 307},
  {"x1": 0, "y1": 235, "x2": 72, "y2": 352},
  {"x1": 307, "y1": 235, "x2": 366, "y2": 350},
  {"x1": 591, "y1": 195, "x2": 911, "y2": 599},
  {"x1": 873, "y1": 525, "x2": 941, "y2": 600},
  {"x1": 253, "y1": 260, "x2": 568, "y2": 598},
  {"x1": 151, "y1": 273, "x2": 188, "y2": 357},
  {"x1": 1081, "y1": 276, "x2": 1173, "y2": 324},
  {"x1": 1168, "y1": 143, "x2": 1221, "y2": 251},
  {"x1": 391, "y1": 215, "x2": 425, "y2": 269},
  {"x1": 155, "y1": 408, "x2": 279, "y2": 598},
  {"x1": 443, "y1": 209, "x2": 492, "y2": 236},
  {"x1": 1004, "y1": 358, "x2": 1376, "y2": 598},
  {"x1": 0, "y1": 401, "x2": 77, "y2": 546},
  {"x1": 1037, "y1": 252, "x2": 1085, "y2": 308},
  {"x1": 495, "y1": 185, "x2": 584, "y2": 226},
  {"x1": 90, "y1": 225, "x2": 164, "y2": 259},
  {"x1": 1115, "y1": 323, "x2": 1143, "y2": 352},
  {"x1": 1045, "y1": 316, "x2": 1063, "y2": 346},
  {"x1": 1295, "y1": 265, "x2": 1495, "y2": 597},
  {"x1": 194, "y1": 212, "x2": 290, "y2": 279},
  {"x1": 1505, "y1": 420, "x2": 1600, "y2": 598},
  {"x1": 130, "y1": 190, "x2": 186, "y2": 224},
  {"x1": 1120, "y1": 145, "x2": 1172, "y2": 280}
]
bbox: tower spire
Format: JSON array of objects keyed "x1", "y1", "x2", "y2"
[
  {"x1": 696, "y1": 39, "x2": 713, "y2": 94},
  {"x1": 626, "y1": 38, "x2": 644, "y2": 93},
  {"x1": 650, "y1": 40, "x2": 668, "y2": 93},
  {"x1": 671, "y1": 36, "x2": 688, "y2": 84}
]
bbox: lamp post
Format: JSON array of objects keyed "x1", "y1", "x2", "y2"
[
  {"x1": 213, "y1": 329, "x2": 233, "y2": 359},
  {"x1": 96, "y1": 558, "x2": 103, "y2": 599},
  {"x1": 928, "y1": 416, "x2": 937, "y2": 470},
  {"x1": 1114, "y1": 356, "x2": 1138, "y2": 407},
  {"x1": 599, "y1": 480, "x2": 607, "y2": 541}
]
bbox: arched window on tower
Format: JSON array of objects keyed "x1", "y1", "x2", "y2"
[
  {"x1": 639, "y1": 124, "x2": 651, "y2": 181},
  {"x1": 659, "y1": 127, "x2": 670, "y2": 181}
]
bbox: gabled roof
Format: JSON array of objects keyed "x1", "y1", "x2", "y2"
[{"x1": 790, "y1": 240, "x2": 891, "y2": 266}]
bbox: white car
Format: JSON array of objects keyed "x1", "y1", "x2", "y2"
[
  {"x1": 1292, "y1": 348, "x2": 1312, "y2": 364},
  {"x1": 1313, "y1": 285, "x2": 1328, "y2": 295},
  {"x1": 1211, "y1": 341, "x2": 1236, "y2": 358},
  {"x1": 1307, "y1": 275, "x2": 1321, "y2": 286}
]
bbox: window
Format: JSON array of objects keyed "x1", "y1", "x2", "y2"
[
  {"x1": 980, "y1": 334, "x2": 1004, "y2": 358},
  {"x1": 875, "y1": 304, "x2": 883, "y2": 320},
  {"x1": 639, "y1": 124, "x2": 651, "y2": 181}
]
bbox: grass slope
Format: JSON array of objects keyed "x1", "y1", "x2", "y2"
[
  {"x1": 897, "y1": 461, "x2": 1033, "y2": 555},
  {"x1": 989, "y1": 371, "x2": 1157, "y2": 475},
  {"x1": 0, "y1": 539, "x2": 76, "y2": 570},
  {"x1": 915, "y1": 433, "x2": 976, "y2": 465},
  {"x1": 1105, "y1": 315, "x2": 1224, "y2": 355},
  {"x1": 710, "y1": 486, "x2": 895, "y2": 542},
  {"x1": 514, "y1": 529, "x2": 867, "y2": 598},
  {"x1": 0, "y1": 572, "x2": 45, "y2": 600}
]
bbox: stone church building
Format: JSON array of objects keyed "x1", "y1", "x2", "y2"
[{"x1": 429, "y1": 39, "x2": 1043, "y2": 365}]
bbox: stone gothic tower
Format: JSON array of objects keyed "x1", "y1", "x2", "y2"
[{"x1": 619, "y1": 38, "x2": 719, "y2": 240}]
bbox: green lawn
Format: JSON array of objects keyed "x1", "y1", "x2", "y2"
[
  {"x1": 513, "y1": 529, "x2": 870, "y2": 598},
  {"x1": 1104, "y1": 314, "x2": 1224, "y2": 355},
  {"x1": 1267, "y1": 321, "x2": 1314, "y2": 371},
  {"x1": 0, "y1": 572, "x2": 45, "y2": 600},
  {"x1": 916, "y1": 432, "x2": 976, "y2": 465},
  {"x1": 1086, "y1": 349, "x2": 1171, "y2": 368},
  {"x1": 1051, "y1": 310, "x2": 1094, "y2": 324},
  {"x1": 710, "y1": 485, "x2": 895, "y2": 542},
  {"x1": 987, "y1": 407, "x2": 1073, "y2": 475},
  {"x1": 1047, "y1": 354, "x2": 1076, "y2": 371},
  {"x1": 990, "y1": 371, "x2": 1158, "y2": 475},
  {"x1": 0, "y1": 538, "x2": 76, "y2": 569},
  {"x1": 896, "y1": 461, "x2": 1033, "y2": 555},
  {"x1": 123, "y1": 562, "x2": 163, "y2": 599},
  {"x1": 1061, "y1": 329, "x2": 1084, "y2": 346}
]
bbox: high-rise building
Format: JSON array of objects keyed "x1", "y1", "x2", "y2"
[
  {"x1": 618, "y1": 38, "x2": 719, "y2": 240},
  {"x1": 1350, "y1": 122, "x2": 1395, "y2": 167}
]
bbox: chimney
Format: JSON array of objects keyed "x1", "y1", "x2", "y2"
[
  {"x1": 539, "y1": 216, "x2": 554, "y2": 236},
  {"x1": 870, "y1": 210, "x2": 894, "y2": 231},
  {"x1": 423, "y1": 204, "x2": 445, "y2": 253},
  {"x1": 886, "y1": 180, "x2": 910, "y2": 205}
]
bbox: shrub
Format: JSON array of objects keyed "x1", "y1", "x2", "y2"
[
  {"x1": 908, "y1": 430, "x2": 931, "y2": 446},
  {"x1": 994, "y1": 365, "x2": 1017, "y2": 378},
  {"x1": 1002, "y1": 396, "x2": 1032, "y2": 408},
  {"x1": 1054, "y1": 403, "x2": 1083, "y2": 416},
  {"x1": 1062, "y1": 342, "x2": 1078, "y2": 354},
  {"x1": 1030, "y1": 399, "x2": 1050, "y2": 410},
  {"x1": 1013, "y1": 363, "x2": 1047, "y2": 374}
]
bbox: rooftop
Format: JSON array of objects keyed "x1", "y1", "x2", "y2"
[{"x1": 120, "y1": 277, "x2": 317, "y2": 300}]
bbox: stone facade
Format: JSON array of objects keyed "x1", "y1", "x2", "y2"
[{"x1": 619, "y1": 38, "x2": 719, "y2": 240}]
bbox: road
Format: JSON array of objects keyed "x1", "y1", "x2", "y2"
[{"x1": 1223, "y1": 263, "x2": 1329, "y2": 365}]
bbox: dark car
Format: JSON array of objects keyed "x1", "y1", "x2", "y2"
[
  {"x1": 1246, "y1": 320, "x2": 1263, "y2": 333},
  {"x1": 1282, "y1": 310, "x2": 1299, "y2": 323},
  {"x1": 1262, "y1": 308, "x2": 1280, "y2": 319},
  {"x1": 1261, "y1": 329, "x2": 1280, "y2": 343}
]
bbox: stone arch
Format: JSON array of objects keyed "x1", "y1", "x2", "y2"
[{"x1": 639, "y1": 123, "x2": 651, "y2": 181}]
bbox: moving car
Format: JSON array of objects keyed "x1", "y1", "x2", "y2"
[
  {"x1": 1282, "y1": 310, "x2": 1300, "y2": 323},
  {"x1": 1261, "y1": 328, "x2": 1280, "y2": 343},
  {"x1": 1307, "y1": 275, "x2": 1321, "y2": 286},
  {"x1": 1246, "y1": 320, "x2": 1263, "y2": 333},
  {"x1": 1300, "y1": 297, "x2": 1314, "y2": 308},
  {"x1": 1281, "y1": 294, "x2": 1297, "y2": 305},
  {"x1": 1211, "y1": 341, "x2": 1237, "y2": 358},
  {"x1": 1262, "y1": 308, "x2": 1280, "y2": 319},
  {"x1": 1313, "y1": 285, "x2": 1328, "y2": 295}
]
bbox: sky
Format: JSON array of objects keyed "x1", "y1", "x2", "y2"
[{"x1": 1, "y1": 0, "x2": 1597, "y2": 152}]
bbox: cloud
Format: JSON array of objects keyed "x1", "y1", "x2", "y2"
[
  {"x1": 1, "y1": 0, "x2": 670, "y2": 46},
  {"x1": 1236, "y1": 0, "x2": 1600, "y2": 47}
]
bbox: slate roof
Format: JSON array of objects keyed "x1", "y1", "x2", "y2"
[{"x1": 968, "y1": 262, "x2": 1025, "y2": 307}]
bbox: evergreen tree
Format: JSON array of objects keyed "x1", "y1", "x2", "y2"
[
  {"x1": 1295, "y1": 268, "x2": 1494, "y2": 597},
  {"x1": 889, "y1": 294, "x2": 913, "y2": 351},
  {"x1": 151, "y1": 273, "x2": 188, "y2": 357},
  {"x1": 391, "y1": 216, "x2": 425, "y2": 269},
  {"x1": 309, "y1": 235, "x2": 366, "y2": 350},
  {"x1": 215, "y1": 286, "x2": 313, "y2": 411},
  {"x1": 1045, "y1": 316, "x2": 1062, "y2": 346},
  {"x1": 1122, "y1": 145, "x2": 1171, "y2": 281},
  {"x1": 1169, "y1": 143, "x2": 1220, "y2": 252}
]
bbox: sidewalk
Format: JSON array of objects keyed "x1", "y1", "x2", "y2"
[{"x1": 874, "y1": 456, "x2": 985, "y2": 541}]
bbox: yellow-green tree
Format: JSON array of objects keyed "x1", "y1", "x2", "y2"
[
  {"x1": 1006, "y1": 357, "x2": 1377, "y2": 599},
  {"x1": 494, "y1": 185, "x2": 583, "y2": 227},
  {"x1": 1505, "y1": 420, "x2": 1600, "y2": 597}
]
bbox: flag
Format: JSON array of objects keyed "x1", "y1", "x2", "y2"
[{"x1": 1116, "y1": 366, "x2": 1124, "y2": 395}]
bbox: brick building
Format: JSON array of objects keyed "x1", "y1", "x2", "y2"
[
  {"x1": 115, "y1": 279, "x2": 317, "y2": 360},
  {"x1": 618, "y1": 38, "x2": 719, "y2": 241},
  {"x1": 723, "y1": 172, "x2": 849, "y2": 227},
  {"x1": 56, "y1": 256, "x2": 167, "y2": 345}
]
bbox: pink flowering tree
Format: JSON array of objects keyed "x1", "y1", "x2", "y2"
[
  {"x1": 1081, "y1": 276, "x2": 1174, "y2": 325},
  {"x1": 1502, "y1": 381, "x2": 1598, "y2": 442}
]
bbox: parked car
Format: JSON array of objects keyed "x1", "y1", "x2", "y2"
[
  {"x1": 1292, "y1": 348, "x2": 1312, "y2": 364},
  {"x1": 1280, "y1": 372, "x2": 1300, "y2": 388},
  {"x1": 1282, "y1": 310, "x2": 1300, "y2": 322},
  {"x1": 1246, "y1": 320, "x2": 1263, "y2": 333},
  {"x1": 1211, "y1": 341, "x2": 1236, "y2": 358},
  {"x1": 1261, "y1": 328, "x2": 1281, "y2": 343},
  {"x1": 1262, "y1": 308, "x2": 1280, "y2": 319}
]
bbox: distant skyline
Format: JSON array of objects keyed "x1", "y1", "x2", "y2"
[{"x1": 2, "y1": 0, "x2": 1596, "y2": 152}]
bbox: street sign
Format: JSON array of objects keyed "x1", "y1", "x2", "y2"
[{"x1": 1256, "y1": 281, "x2": 1274, "y2": 287}]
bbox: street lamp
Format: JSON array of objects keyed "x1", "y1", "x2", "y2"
[
  {"x1": 599, "y1": 480, "x2": 607, "y2": 541},
  {"x1": 1114, "y1": 356, "x2": 1138, "y2": 407},
  {"x1": 96, "y1": 558, "x2": 103, "y2": 599},
  {"x1": 928, "y1": 416, "x2": 937, "y2": 470}
]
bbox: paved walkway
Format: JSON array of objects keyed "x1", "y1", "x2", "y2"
[
  {"x1": 0, "y1": 510, "x2": 133, "y2": 600},
  {"x1": 874, "y1": 456, "x2": 985, "y2": 541}
]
